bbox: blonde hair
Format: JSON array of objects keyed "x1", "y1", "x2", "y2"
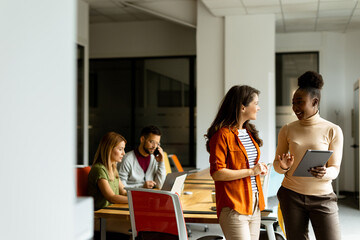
[{"x1": 92, "y1": 132, "x2": 127, "y2": 181}]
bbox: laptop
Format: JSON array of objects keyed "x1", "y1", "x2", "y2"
[{"x1": 161, "y1": 172, "x2": 187, "y2": 195}]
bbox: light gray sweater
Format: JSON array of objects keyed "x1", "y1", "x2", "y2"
[{"x1": 118, "y1": 150, "x2": 166, "y2": 188}]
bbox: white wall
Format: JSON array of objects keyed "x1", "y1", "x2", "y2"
[
  {"x1": 276, "y1": 31, "x2": 360, "y2": 192},
  {"x1": 345, "y1": 30, "x2": 360, "y2": 192},
  {"x1": 225, "y1": 14, "x2": 276, "y2": 165},
  {"x1": 196, "y1": 0, "x2": 225, "y2": 169},
  {"x1": 0, "y1": 1, "x2": 76, "y2": 239},
  {"x1": 90, "y1": 20, "x2": 196, "y2": 58}
]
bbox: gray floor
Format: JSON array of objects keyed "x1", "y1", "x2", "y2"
[{"x1": 189, "y1": 194, "x2": 360, "y2": 240}]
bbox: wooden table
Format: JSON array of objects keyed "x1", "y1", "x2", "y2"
[{"x1": 94, "y1": 169, "x2": 217, "y2": 239}]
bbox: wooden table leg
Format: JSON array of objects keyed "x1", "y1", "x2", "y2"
[{"x1": 100, "y1": 218, "x2": 106, "y2": 240}]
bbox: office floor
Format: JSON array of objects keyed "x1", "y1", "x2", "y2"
[{"x1": 189, "y1": 194, "x2": 360, "y2": 240}]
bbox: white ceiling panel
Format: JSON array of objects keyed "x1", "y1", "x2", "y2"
[
  {"x1": 348, "y1": 21, "x2": 360, "y2": 30},
  {"x1": 319, "y1": 9, "x2": 353, "y2": 17},
  {"x1": 286, "y1": 25, "x2": 316, "y2": 33},
  {"x1": 130, "y1": 12, "x2": 162, "y2": 21},
  {"x1": 201, "y1": 0, "x2": 243, "y2": 8},
  {"x1": 316, "y1": 23, "x2": 347, "y2": 31},
  {"x1": 86, "y1": 0, "x2": 118, "y2": 9},
  {"x1": 319, "y1": 1, "x2": 357, "y2": 10},
  {"x1": 351, "y1": 15, "x2": 360, "y2": 22},
  {"x1": 282, "y1": 0, "x2": 318, "y2": 4},
  {"x1": 90, "y1": 15, "x2": 113, "y2": 24},
  {"x1": 247, "y1": 6, "x2": 282, "y2": 14},
  {"x1": 286, "y1": 18, "x2": 317, "y2": 25},
  {"x1": 86, "y1": 0, "x2": 360, "y2": 33},
  {"x1": 90, "y1": 8, "x2": 102, "y2": 16},
  {"x1": 108, "y1": 14, "x2": 140, "y2": 21},
  {"x1": 284, "y1": 11, "x2": 317, "y2": 19},
  {"x1": 317, "y1": 16, "x2": 348, "y2": 24},
  {"x1": 282, "y1": 3, "x2": 318, "y2": 13},
  {"x1": 242, "y1": 0, "x2": 279, "y2": 7},
  {"x1": 96, "y1": 8, "x2": 128, "y2": 15},
  {"x1": 211, "y1": 8, "x2": 247, "y2": 16},
  {"x1": 275, "y1": 13, "x2": 284, "y2": 21}
]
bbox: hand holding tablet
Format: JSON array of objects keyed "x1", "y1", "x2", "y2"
[{"x1": 292, "y1": 150, "x2": 333, "y2": 177}]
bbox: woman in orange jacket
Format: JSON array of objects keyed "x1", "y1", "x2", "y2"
[{"x1": 205, "y1": 85, "x2": 268, "y2": 240}]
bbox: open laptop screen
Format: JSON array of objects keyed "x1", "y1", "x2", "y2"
[{"x1": 161, "y1": 172, "x2": 187, "y2": 195}]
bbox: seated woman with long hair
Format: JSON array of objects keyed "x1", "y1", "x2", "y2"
[{"x1": 88, "y1": 131, "x2": 128, "y2": 210}]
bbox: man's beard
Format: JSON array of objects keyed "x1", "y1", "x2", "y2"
[{"x1": 143, "y1": 145, "x2": 151, "y2": 155}]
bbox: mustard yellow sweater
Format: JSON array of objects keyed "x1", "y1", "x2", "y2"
[{"x1": 274, "y1": 112, "x2": 344, "y2": 195}]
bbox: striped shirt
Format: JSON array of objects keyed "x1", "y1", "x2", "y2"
[{"x1": 238, "y1": 129, "x2": 258, "y2": 193}]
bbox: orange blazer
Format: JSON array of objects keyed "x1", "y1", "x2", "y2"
[{"x1": 209, "y1": 127, "x2": 265, "y2": 217}]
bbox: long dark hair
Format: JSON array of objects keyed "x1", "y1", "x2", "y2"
[{"x1": 205, "y1": 85, "x2": 263, "y2": 152}]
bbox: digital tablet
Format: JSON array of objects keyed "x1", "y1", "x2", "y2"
[{"x1": 292, "y1": 150, "x2": 333, "y2": 177}]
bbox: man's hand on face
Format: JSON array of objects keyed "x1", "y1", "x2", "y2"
[{"x1": 154, "y1": 146, "x2": 163, "y2": 162}]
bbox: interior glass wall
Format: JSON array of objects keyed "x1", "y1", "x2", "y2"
[
  {"x1": 77, "y1": 44, "x2": 85, "y2": 165},
  {"x1": 89, "y1": 57, "x2": 196, "y2": 167}
]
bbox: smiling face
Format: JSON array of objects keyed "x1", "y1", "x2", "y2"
[
  {"x1": 242, "y1": 93, "x2": 260, "y2": 121},
  {"x1": 292, "y1": 89, "x2": 318, "y2": 120},
  {"x1": 110, "y1": 141, "x2": 126, "y2": 163}
]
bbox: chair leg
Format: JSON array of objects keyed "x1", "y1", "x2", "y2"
[
  {"x1": 261, "y1": 219, "x2": 276, "y2": 240},
  {"x1": 186, "y1": 224, "x2": 192, "y2": 237}
]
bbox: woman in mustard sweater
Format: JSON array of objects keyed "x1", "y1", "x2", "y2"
[
  {"x1": 274, "y1": 71, "x2": 344, "y2": 240},
  {"x1": 205, "y1": 85, "x2": 268, "y2": 240}
]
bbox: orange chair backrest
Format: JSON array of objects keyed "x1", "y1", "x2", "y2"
[
  {"x1": 168, "y1": 154, "x2": 184, "y2": 172},
  {"x1": 76, "y1": 166, "x2": 91, "y2": 197}
]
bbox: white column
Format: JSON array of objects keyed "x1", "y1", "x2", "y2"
[
  {"x1": 224, "y1": 15, "x2": 276, "y2": 164},
  {"x1": 197, "y1": 7, "x2": 276, "y2": 168},
  {"x1": 196, "y1": 1, "x2": 224, "y2": 169},
  {"x1": 0, "y1": 1, "x2": 76, "y2": 239}
]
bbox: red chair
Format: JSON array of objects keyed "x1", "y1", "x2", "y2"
[
  {"x1": 127, "y1": 188, "x2": 223, "y2": 240},
  {"x1": 76, "y1": 166, "x2": 91, "y2": 197}
]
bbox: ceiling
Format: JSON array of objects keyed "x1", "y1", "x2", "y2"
[{"x1": 85, "y1": 0, "x2": 360, "y2": 33}]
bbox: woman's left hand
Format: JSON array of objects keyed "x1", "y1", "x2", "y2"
[
  {"x1": 252, "y1": 162, "x2": 268, "y2": 176},
  {"x1": 309, "y1": 166, "x2": 326, "y2": 179}
]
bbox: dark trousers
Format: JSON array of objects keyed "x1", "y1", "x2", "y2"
[{"x1": 277, "y1": 186, "x2": 340, "y2": 240}]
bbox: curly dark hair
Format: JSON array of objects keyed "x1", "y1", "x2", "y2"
[{"x1": 298, "y1": 71, "x2": 324, "y2": 102}]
